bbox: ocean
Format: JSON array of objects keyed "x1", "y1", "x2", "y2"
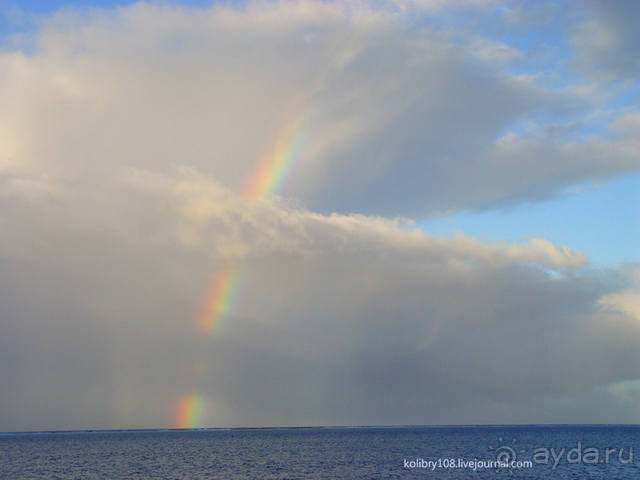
[{"x1": 1, "y1": 425, "x2": 639, "y2": 479}]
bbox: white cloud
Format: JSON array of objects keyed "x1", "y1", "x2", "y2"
[{"x1": 467, "y1": 36, "x2": 522, "y2": 63}]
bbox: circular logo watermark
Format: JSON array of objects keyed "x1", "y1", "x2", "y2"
[{"x1": 488, "y1": 437, "x2": 527, "y2": 474}]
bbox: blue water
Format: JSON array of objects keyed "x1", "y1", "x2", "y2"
[{"x1": 1, "y1": 425, "x2": 639, "y2": 479}]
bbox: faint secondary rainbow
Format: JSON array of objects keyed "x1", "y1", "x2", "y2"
[{"x1": 174, "y1": 393, "x2": 203, "y2": 429}]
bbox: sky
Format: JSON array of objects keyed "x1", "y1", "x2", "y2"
[{"x1": 0, "y1": 0, "x2": 638, "y2": 431}]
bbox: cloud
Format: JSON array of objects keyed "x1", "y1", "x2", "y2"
[
  {"x1": 599, "y1": 266, "x2": 640, "y2": 321},
  {"x1": 572, "y1": 0, "x2": 640, "y2": 82},
  {"x1": 1, "y1": 165, "x2": 639, "y2": 429},
  {"x1": 0, "y1": 0, "x2": 637, "y2": 218},
  {"x1": 0, "y1": 0, "x2": 639, "y2": 431}
]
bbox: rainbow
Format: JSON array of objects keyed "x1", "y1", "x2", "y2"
[
  {"x1": 196, "y1": 265, "x2": 241, "y2": 334},
  {"x1": 180, "y1": 112, "x2": 310, "y2": 427},
  {"x1": 244, "y1": 115, "x2": 307, "y2": 200},
  {"x1": 174, "y1": 393, "x2": 203, "y2": 429},
  {"x1": 196, "y1": 113, "x2": 308, "y2": 336}
]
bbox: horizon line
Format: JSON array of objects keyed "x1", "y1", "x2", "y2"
[{"x1": 3, "y1": 423, "x2": 640, "y2": 435}]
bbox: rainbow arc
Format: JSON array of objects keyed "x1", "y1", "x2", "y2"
[{"x1": 173, "y1": 111, "x2": 310, "y2": 428}]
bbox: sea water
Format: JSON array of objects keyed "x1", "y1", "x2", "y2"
[{"x1": 1, "y1": 425, "x2": 639, "y2": 479}]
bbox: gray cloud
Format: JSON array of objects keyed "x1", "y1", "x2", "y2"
[
  {"x1": 1, "y1": 166, "x2": 639, "y2": 430},
  {"x1": 573, "y1": 0, "x2": 640, "y2": 82},
  {"x1": 0, "y1": 1, "x2": 639, "y2": 431}
]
